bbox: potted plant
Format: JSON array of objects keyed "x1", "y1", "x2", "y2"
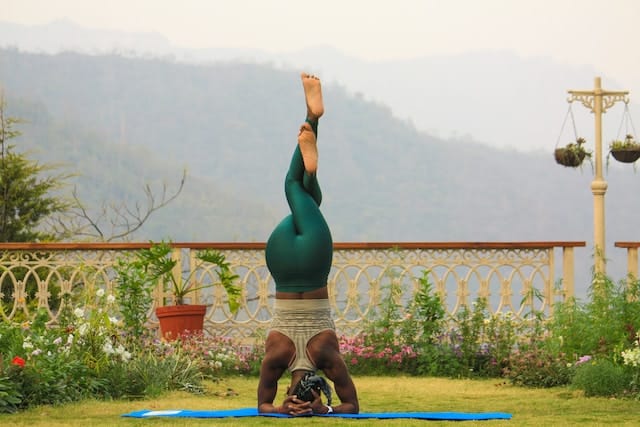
[
  {"x1": 134, "y1": 241, "x2": 240, "y2": 340},
  {"x1": 609, "y1": 134, "x2": 640, "y2": 163},
  {"x1": 554, "y1": 137, "x2": 591, "y2": 168}
]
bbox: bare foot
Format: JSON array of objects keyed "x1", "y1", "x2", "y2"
[
  {"x1": 301, "y1": 73, "x2": 324, "y2": 121},
  {"x1": 298, "y1": 122, "x2": 318, "y2": 173}
]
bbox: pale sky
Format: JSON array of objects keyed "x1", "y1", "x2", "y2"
[{"x1": 3, "y1": 0, "x2": 639, "y2": 90}]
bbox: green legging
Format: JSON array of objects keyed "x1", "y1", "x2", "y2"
[{"x1": 265, "y1": 120, "x2": 333, "y2": 292}]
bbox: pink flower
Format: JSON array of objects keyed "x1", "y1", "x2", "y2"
[{"x1": 575, "y1": 355, "x2": 592, "y2": 366}]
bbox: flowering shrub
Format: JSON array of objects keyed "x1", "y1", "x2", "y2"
[
  {"x1": 0, "y1": 287, "x2": 140, "y2": 406},
  {"x1": 621, "y1": 332, "x2": 640, "y2": 397},
  {"x1": 338, "y1": 271, "x2": 524, "y2": 378},
  {"x1": 340, "y1": 333, "x2": 417, "y2": 375},
  {"x1": 621, "y1": 334, "x2": 640, "y2": 367},
  {"x1": 340, "y1": 270, "x2": 443, "y2": 375},
  {"x1": 0, "y1": 286, "x2": 205, "y2": 409},
  {"x1": 447, "y1": 299, "x2": 518, "y2": 378},
  {"x1": 177, "y1": 331, "x2": 264, "y2": 377},
  {"x1": 504, "y1": 346, "x2": 573, "y2": 387}
]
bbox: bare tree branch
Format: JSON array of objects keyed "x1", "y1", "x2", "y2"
[{"x1": 49, "y1": 169, "x2": 187, "y2": 242}]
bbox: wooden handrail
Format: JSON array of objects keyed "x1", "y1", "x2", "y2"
[
  {"x1": 0, "y1": 241, "x2": 586, "y2": 250},
  {"x1": 615, "y1": 242, "x2": 640, "y2": 248}
]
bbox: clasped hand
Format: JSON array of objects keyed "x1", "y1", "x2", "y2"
[{"x1": 281, "y1": 390, "x2": 325, "y2": 416}]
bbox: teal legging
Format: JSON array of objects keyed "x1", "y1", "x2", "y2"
[{"x1": 265, "y1": 120, "x2": 333, "y2": 292}]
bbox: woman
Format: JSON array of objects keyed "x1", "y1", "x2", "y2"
[{"x1": 257, "y1": 73, "x2": 359, "y2": 416}]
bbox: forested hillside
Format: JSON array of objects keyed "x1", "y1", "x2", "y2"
[{"x1": 2, "y1": 48, "x2": 640, "y2": 278}]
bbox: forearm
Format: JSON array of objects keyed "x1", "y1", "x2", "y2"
[
  {"x1": 258, "y1": 402, "x2": 283, "y2": 414},
  {"x1": 322, "y1": 402, "x2": 358, "y2": 414}
]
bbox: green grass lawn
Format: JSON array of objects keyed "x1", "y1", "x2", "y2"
[{"x1": 2, "y1": 376, "x2": 639, "y2": 426}]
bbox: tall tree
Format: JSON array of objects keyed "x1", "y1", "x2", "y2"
[{"x1": 0, "y1": 94, "x2": 70, "y2": 242}]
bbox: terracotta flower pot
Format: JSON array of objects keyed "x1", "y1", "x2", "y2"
[{"x1": 155, "y1": 304, "x2": 207, "y2": 341}]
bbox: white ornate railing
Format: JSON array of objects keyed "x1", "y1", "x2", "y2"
[{"x1": 0, "y1": 241, "x2": 585, "y2": 338}]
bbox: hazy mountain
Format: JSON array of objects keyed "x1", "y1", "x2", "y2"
[
  {"x1": 2, "y1": 19, "x2": 635, "y2": 152},
  {"x1": 0, "y1": 19, "x2": 171, "y2": 56}
]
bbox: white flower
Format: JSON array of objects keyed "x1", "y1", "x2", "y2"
[
  {"x1": 103, "y1": 341, "x2": 114, "y2": 354},
  {"x1": 31, "y1": 348, "x2": 42, "y2": 356},
  {"x1": 621, "y1": 347, "x2": 640, "y2": 368},
  {"x1": 22, "y1": 340, "x2": 34, "y2": 349},
  {"x1": 74, "y1": 308, "x2": 85, "y2": 318},
  {"x1": 78, "y1": 323, "x2": 89, "y2": 336},
  {"x1": 96, "y1": 288, "x2": 105, "y2": 297},
  {"x1": 106, "y1": 294, "x2": 116, "y2": 304},
  {"x1": 214, "y1": 361, "x2": 223, "y2": 369},
  {"x1": 121, "y1": 351, "x2": 132, "y2": 362},
  {"x1": 53, "y1": 337, "x2": 63, "y2": 345},
  {"x1": 67, "y1": 334, "x2": 74, "y2": 345}
]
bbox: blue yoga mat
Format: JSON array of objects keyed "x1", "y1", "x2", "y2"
[{"x1": 123, "y1": 407, "x2": 512, "y2": 420}]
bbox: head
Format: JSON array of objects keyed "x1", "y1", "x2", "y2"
[{"x1": 289, "y1": 371, "x2": 332, "y2": 405}]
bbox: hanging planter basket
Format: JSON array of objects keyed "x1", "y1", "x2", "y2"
[
  {"x1": 554, "y1": 138, "x2": 591, "y2": 168},
  {"x1": 610, "y1": 147, "x2": 640, "y2": 163},
  {"x1": 553, "y1": 104, "x2": 591, "y2": 168},
  {"x1": 609, "y1": 104, "x2": 640, "y2": 164}
]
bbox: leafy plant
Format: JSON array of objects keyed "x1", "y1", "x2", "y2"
[
  {"x1": 402, "y1": 269, "x2": 446, "y2": 347},
  {"x1": 132, "y1": 241, "x2": 240, "y2": 308},
  {"x1": 546, "y1": 274, "x2": 640, "y2": 360},
  {"x1": 113, "y1": 255, "x2": 156, "y2": 342},
  {"x1": 610, "y1": 134, "x2": 640, "y2": 150},
  {"x1": 0, "y1": 356, "x2": 23, "y2": 413}
]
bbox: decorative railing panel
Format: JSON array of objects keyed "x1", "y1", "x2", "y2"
[{"x1": 0, "y1": 241, "x2": 585, "y2": 338}]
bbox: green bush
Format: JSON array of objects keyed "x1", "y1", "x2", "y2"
[
  {"x1": 572, "y1": 358, "x2": 628, "y2": 397},
  {"x1": 547, "y1": 274, "x2": 640, "y2": 359}
]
